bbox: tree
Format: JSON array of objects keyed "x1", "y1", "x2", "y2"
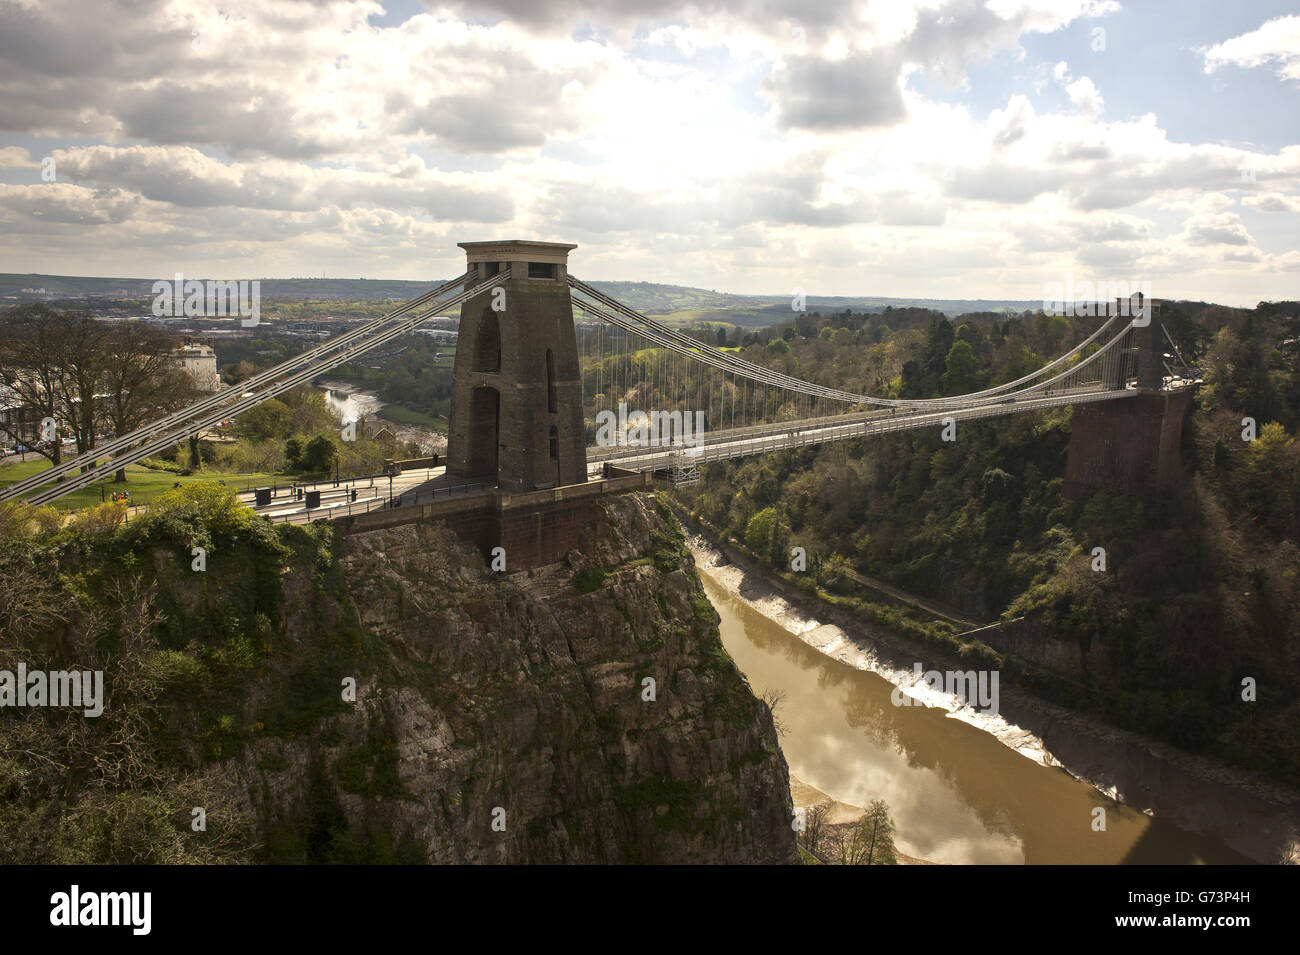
[
  {"x1": 0, "y1": 307, "x2": 200, "y2": 480},
  {"x1": 827, "y1": 800, "x2": 898, "y2": 865},
  {"x1": 716, "y1": 326, "x2": 727, "y2": 347},
  {"x1": 235, "y1": 399, "x2": 294, "y2": 442},
  {"x1": 51, "y1": 314, "x2": 107, "y2": 463},
  {"x1": 942, "y1": 340, "x2": 977, "y2": 395},
  {"x1": 298, "y1": 435, "x2": 337, "y2": 473},
  {"x1": 923, "y1": 316, "x2": 955, "y2": 378},
  {"x1": 796, "y1": 802, "x2": 832, "y2": 860},
  {"x1": 859, "y1": 799, "x2": 898, "y2": 864},
  {"x1": 97, "y1": 324, "x2": 201, "y2": 482},
  {"x1": 744, "y1": 506, "x2": 788, "y2": 568},
  {"x1": 0, "y1": 306, "x2": 67, "y2": 466},
  {"x1": 279, "y1": 387, "x2": 338, "y2": 435},
  {"x1": 226, "y1": 360, "x2": 256, "y2": 384}
]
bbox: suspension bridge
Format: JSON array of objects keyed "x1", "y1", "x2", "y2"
[{"x1": 1, "y1": 240, "x2": 1197, "y2": 511}]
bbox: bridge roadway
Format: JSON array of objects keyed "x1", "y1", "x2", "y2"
[
  {"x1": 170, "y1": 383, "x2": 1193, "y2": 526},
  {"x1": 584, "y1": 382, "x2": 1152, "y2": 475}
]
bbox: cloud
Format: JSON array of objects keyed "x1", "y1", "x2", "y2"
[
  {"x1": 1202, "y1": 15, "x2": 1300, "y2": 83},
  {"x1": 1180, "y1": 211, "x2": 1253, "y2": 246},
  {"x1": 764, "y1": 50, "x2": 908, "y2": 131},
  {"x1": 0, "y1": 146, "x2": 36, "y2": 169},
  {"x1": 1065, "y1": 76, "x2": 1103, "y2": 117},
  {"x1": 0, "y1": 183, "x2": 141, "y2": 225},
  {"x1": 1243, "y1": 192, "x2": 1300, "y2": 213},
  {"x1": 0, "y1": 0, "x2": 1293, "y2": 308},
  {"x1": 49, "y1": 145, "x2": 514, "y2": 221}
]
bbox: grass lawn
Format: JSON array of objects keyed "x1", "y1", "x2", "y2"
[
  {"x1": 377, "y1": 403, "x2": 447, "y2": 433},
  {"x1": 0, "y1": 458, "x2": 278, "y2": 511}
]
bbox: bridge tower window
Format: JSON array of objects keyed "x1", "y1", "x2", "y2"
[{"x1": 527, "y1": 262, "x2": 556, "y2": 280}]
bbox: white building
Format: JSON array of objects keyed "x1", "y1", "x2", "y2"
[{"x1": 173, "y1": 338, "x2": 221, "y2": 393}]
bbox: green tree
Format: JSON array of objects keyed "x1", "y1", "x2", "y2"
[
  {"x1": 861, "y1": 800, "x2": 898, "y2": 864},
  {"x1": 942, "y1": 340, "x2": 977, "y2": 395},
  {"x1": 284, "y1": 437, "x2": 304, "y2": 469},
  {"x1": 831, "y1": 800, "x2": 898, "y2": 865},
  {"x1": 744, "y1": 506, "x2": 787, "y2": 568},
  {"x1": 235, "y1": 399, "x2": 294, "y2": 442},
  {"x1": 299, "y1": 435, "x2": 337, "y2": 473}
]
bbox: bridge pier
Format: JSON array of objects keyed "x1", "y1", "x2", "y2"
[
  {"x1": 1064, "y1": 296, "x2": 1193, "y2": 500},
  {"x1": 1063, "y1": 391, "x2": 1193, "y2": 500}
]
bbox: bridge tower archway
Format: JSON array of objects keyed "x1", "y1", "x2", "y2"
[
  {"x1": 446, "y1": 240, "x2": 588, "y2": 491},
  {"x1": 467, "y1": 385, "x2": 500, "y2": 478}
]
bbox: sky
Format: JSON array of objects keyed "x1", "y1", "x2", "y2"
[{"x1": 0, "y1": 0, "x2": 1297, "y2": 306}]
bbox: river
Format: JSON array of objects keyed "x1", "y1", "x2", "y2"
[
  {"x1": 318, "y1": 381, "x2": 446, "y2": 455},
  {"x1": 696, "y1": 565, "x2": 1257, "y2": 864},
  {"x1": 319, "y1": 381, "x2": 385, "y2": 425}
]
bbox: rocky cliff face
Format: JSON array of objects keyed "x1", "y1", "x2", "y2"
[{"x1": 231, "y1": 492, "x2": 797, "y2": 863}]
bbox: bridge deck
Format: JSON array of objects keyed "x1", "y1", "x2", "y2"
[{"x1": 587, "y1": 383, "x2": 1158, "y2": 473}]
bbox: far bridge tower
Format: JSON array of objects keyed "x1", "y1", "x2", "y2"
[
  {"x1": 446, "y1": 240, "x2": 588, "y2": 492},
  {"x1": 1064, "y1": 295, "x2": 1193, "y2": 499}
]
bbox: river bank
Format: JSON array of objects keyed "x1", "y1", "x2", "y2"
[
  {"x1": 318, "y1": 379, "x2": 447, "y2": 455},
  {"x1": 690, "y1": 534, "x2": 1300, "y2": 865}
]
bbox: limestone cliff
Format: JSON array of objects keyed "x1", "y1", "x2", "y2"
[{"x1": 232, "y1": 491, "x2": 797, "y2": 863}]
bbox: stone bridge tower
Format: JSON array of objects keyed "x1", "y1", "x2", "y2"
[
  {"x1": 446, "y1": 240, "x2": 588, "y2": 492},
  {"x1": 1063, "y1": 296, "x2": 1193, "y2": 499}
]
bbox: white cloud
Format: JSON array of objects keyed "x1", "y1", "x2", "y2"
[
  {"x1": 0, "y1": 146, "x2": 36, "y2": 169},
  {"x1": 1243, "y1": 192, "x2": 1300, "y2": 213},
  {"x1": 1064, "y1": 76, "x2": 1103, "y2": 117},
  {"x1": 1202, "y1": 15, "x2": 1300, "y2": 83},
  {"x1": 0, "y1": 0, "x2": 1293, "y2": 306},
  {"x1": 1180, "y1": 211, "x2": 1254, "y2": 246}
]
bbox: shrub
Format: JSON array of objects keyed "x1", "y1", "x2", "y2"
[
  {"x1": 139, "y1": 457, "x2": 186, "y2": 474},
  {"x1": 0, "y1": 500, "x2": 34, "y2": 539},
  {"x1": 31, "y1": 505, "x2": 64, "y2": 536},
  {"x1": 67, "y1": 501, "x2": 127, "y2": 536},
  {"x1": 136, "y1": 482, "x2": 279, "y2": 553},
  {"x1": 572, "y1": 566, "x2": 607, "y2": 593}
]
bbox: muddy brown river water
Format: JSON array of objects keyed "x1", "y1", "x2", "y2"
[{"x1": 698, "y1": 569, "x2": 1255, "y2": 864}]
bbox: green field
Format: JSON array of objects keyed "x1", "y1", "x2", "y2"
[
  {"x1": 0, "y1": 458, "x2": 277, "y2": 511},
  {"x1": 377, "y1": 403, "x2": 447, "y2": 433},
  {"x1": 648, "y1": 305, "x2": 791, "y2": 329}
]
